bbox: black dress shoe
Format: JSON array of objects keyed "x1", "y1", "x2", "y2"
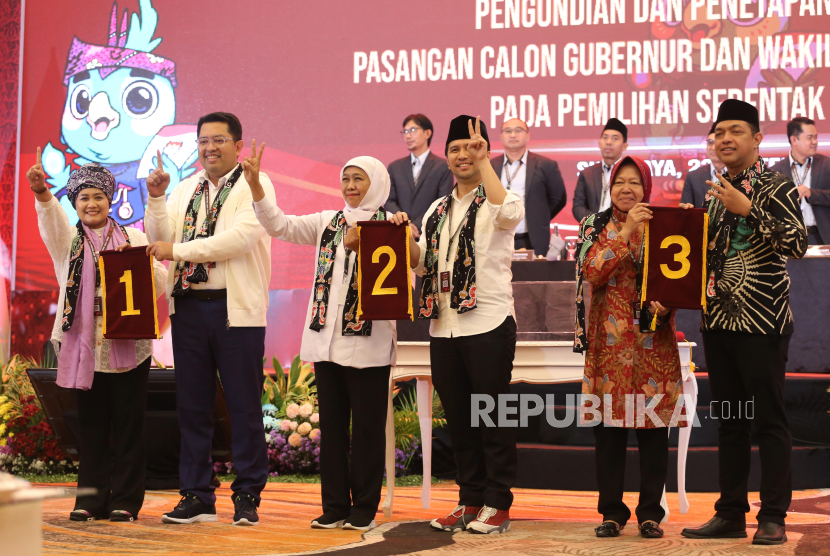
[
  {"x1": 595, "y1": 521, "x2": 623, "y2": 537},
  {"x1": 753, "y1": 522, "x2": 787, "y2": 545},
  {"x1": 639, "y1": 520, "x2": 664, "y2": 538},
  {"x1": 681, "y1": 517, "x2": 747, "y2": 539}
]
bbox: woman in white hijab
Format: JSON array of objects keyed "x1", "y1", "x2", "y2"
[{"x1": 245, "y1": 144, "x2": 411, "y2": 532}]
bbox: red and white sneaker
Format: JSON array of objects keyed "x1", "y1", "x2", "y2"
[
  {"x1": 467, "y1": 506, "x2": 511, "y2": 534},
  {"x1": 429, "y1": 505, "x2": 482, "y2": 532}
]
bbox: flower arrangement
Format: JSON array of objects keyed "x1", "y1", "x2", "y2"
[{"x1": 0, "y1": 355, "x2": 75, "y2": 476}]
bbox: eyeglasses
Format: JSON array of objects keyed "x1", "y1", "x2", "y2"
[
  {"x1": 706, "y1": 139, "x2": 715, "y2": 146},
  {"x1": 501, "y1": 128, "x2": 528, "y2": 135},
  {"x1": 198, "y1": 136, "x2": 234, "y2": 148},
  {"x1": 400, "y1": 126, "x2": 423, "y2": 136}
]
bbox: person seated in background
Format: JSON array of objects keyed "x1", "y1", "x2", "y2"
[
  {"x1": 386, "y1": 113, "x2": 454, "y2": 239},
  {"x1": 572, "y1": 118, "x2": 628, "y2": 222},
  {"x1": 247, "y1": 148, "x2": 406, "y2": 533},
  {"x1": 771, "y1": 117, "x2": 829, "y2": 245},
  {"x1": 28, "y1": 153, "x2": 167, "y2": 523},
  {"x1": 490, "y1": 118, "x2": 567, "y2": 256},
  {"x1": 573, "y1": 156, "x2": 685, "y2": 540},
  {"x1": 681, "y1": 123, "x2": 726, "y2": 209}
]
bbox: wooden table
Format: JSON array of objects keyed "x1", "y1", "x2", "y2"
[{"x1": 382, "y1": 340, "x2": 698, "y2": 521}]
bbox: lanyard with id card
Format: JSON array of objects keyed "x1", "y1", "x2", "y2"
[{"x1": 439, "y1": 200, "x2": 466, "y2": 294}]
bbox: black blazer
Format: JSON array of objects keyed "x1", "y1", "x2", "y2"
[
  {"x1": 681, "y1": 164, "x2": 715, "y2": 208},
  {"x1": 771, "y1": 153, "x2": 830, "y2": 241},
  {"x1": 572, "y1": 163, "x2": 604, "y2": 223},
  {"x1": 491, "y1": 151, "x2": 567, "y2": 256},
  {"x1": 386, "y1": 152, "x2": 454, "y2": 232}
]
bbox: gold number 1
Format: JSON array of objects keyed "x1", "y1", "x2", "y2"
[
  {"x1": 119, "y1": 270, "x2": 142, "y2": 316},
  {"x1": 371, "y1": 246, "x2": 398, "y2": 296},
  {"x1": 660, "y1": 235, "x2": 691, "y2": 279}
]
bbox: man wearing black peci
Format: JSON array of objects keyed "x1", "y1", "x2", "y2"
[
  {"x1": 681, "y1": 100, "x2": 807, "y2": 545},
  {"x1": 572, "y1": 118, "x2": 628, "y2": 222},
  {"x1": 407, "y1": 116, "x2": 523, "y2": 535}
]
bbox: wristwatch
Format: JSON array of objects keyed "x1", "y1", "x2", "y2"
[{"x1": 30, "y1": 184, "x2": 48, "y2": 194}]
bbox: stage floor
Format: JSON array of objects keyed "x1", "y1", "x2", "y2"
[{"x1": 38, "y1": 482, "x2": 830, "y2": 555}]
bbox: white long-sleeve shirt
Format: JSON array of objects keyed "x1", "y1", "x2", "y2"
[
  {"x1": 413, "y1": 188, "x2": 525, "y2": 338},
  {"x1": 36, "y1": 196, "x2": 168, "y2": 372},
  {"x1": 253, "y1": 196, "x2": 396, "y2": 368},
  {"x1": 144, "y1": 167, "x2": 274, "y2": 326}
]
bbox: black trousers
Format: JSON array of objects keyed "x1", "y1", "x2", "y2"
[
  {"x1": 314, "y1": 361, "x2": 391, "y2": 520},
  {"x1": 430, "y1": 316, "x2": 518, "y2": 511},
  {"x1": 514, "y1": 233, "x2": 533, "y2": 252},
  {"x1": 171, "y1": 297, "x2": 268, "y2": 505},
  {"x1": 593, "y1": 425, "x2": 669, "y2": 526},
  {"x1": 74, "y1": 358, "x2": 150, "y2": 517},
  {"x1": 703, "y1": 330, "x2": 792, "y2": 525}
]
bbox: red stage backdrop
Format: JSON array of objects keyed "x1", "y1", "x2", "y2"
[{"x1": 7, "y1": 0, "x2": 830, "y2": 362}]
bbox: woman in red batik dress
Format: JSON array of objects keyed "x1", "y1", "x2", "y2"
[{"x1": 573, "y1": 155, "x2": 687, "y2": 540}]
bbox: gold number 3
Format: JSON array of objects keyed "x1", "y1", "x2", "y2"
[
  {"x1": 660, "y1": 235, "x2": 691, "y2": 279},
  {"x1": 371, "y1": 246, "x2": 398, "y2": 296},
  {"x1": 119, "y1": 270, "x2": 142, "y2": 316}
]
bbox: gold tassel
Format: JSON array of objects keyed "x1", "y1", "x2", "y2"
[
  {"x1": 650, "y1": 310, "x2": 658, "y2": 331},
  {"x1": 640, "y1": 220, "x2": 650, "y2": 307},
  {"x1": 701, "y1": 213, "x2": 709, "y2": 314},
  {"x1": 356, "y1": 226, "x2": 363, "y2": 322},
  {"x1": 405, "y1": 226, "x2": 414, "y2": 321}
]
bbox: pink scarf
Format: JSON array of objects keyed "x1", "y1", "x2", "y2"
[{"x1": 57, "y1": 219, "x2": 137, "y2": 390}]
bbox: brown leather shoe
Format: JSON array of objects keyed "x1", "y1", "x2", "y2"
[
  {"x1": 753, "y1": 522, "x2": 787, "y2": 545},
  {"x1": 681, "y1": 517, "x2": 747, "y2": 538}
]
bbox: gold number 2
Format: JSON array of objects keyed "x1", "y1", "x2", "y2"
[
  {"x1": 660, "y1": 235, "x2": 691, "y2": 279},
  {"x1": 371, "y1": 246, "x2": 398, "y2": 296},
  {"x1": 119, "y1": 270, "x2": 142, "y2": 316}
]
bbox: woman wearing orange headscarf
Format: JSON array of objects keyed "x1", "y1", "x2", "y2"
[{"x1": 573, "y1": 156, "x2": 686, "y2": 539}]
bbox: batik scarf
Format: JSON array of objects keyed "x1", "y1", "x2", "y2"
[
  {"x1": 59, "y1": 218, "x2": 134, "y2": 390},
  {"x1": 704, "y1": 157, "x2": 761, "y2": 304},
  {"x1": 418, "y1": 184, "x2": 486, "y2": 319},
  {"x1": 172, "y1": 165, "x2": 243, "y2": 297},
  {"x1": 309, "y1": 209, "x2": 386, "y2": 336},
  {"x1": 572, "y1": 208, "x2": 613, "y2": 353}
]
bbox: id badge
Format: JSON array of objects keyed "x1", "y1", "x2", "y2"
[
  {"x1": 632, "y1": 302, "x2": 641, "y2": 325},
  {"x1": 440, "y1": 271, "x2": 451, "y2": 293},
  {"x1": 94, "y1": 296, "x2": 103, "y2": 317}
]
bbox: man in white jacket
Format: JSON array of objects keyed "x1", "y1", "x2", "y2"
[{"x1": 145, "y1": 112, "x2": 275, "y2": 527}]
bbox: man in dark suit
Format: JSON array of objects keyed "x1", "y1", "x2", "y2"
[
  {"x1": 681, "y1": 123, "x2": 727, "y2": 208},
  {"x1": 490, "y1": 118, "x2": 566, "y2": 256},
  {"x1": 572, "y1": 118, "x2": 628, "y2": 222},
  {"x1": 771, "y1": 117, "x2": 829, "y2": 245},
  {"x1": 386, "y1": 114, "x2": 454, "y2": 238}
]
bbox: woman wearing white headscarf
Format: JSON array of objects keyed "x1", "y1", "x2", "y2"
[{"x1": 245, "y1": 145, "x2": 411, "y2": 532}]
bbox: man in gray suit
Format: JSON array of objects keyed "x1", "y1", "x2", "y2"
[
  {"x1": 572, "y1": 118, "x2": 628, "y2": 222},
  {"x1": 490, "y1": 118, "x2": 567, "y2": 256},
  {"x1": 681, "y1": 124, "x2": 726, "y2": 208},
  {"x1": 386, "y1": 114, "x2": 454, "y2": 238},
  {"x1": 771, "y1": 117, "x2": 829, "y2": 245}
]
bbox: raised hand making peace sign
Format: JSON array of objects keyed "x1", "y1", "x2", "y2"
[
  {"x1": 242, "y1": 139, "x2": 268, "y2": 202},
  {"x1": 146, "y1": 149, "x2": 171, "y2": 199},
  {"x1": 466, "y1": 116, "x2": 489, "y2": 164},
  {"x1": 706, "y1": 172, "x2": 752, "y2": 217}
]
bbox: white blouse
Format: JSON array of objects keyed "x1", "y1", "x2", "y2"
[
  {"x1": 253, "y1": 197, "x2": 396, "y2": 368},
  {"x1": 36, "y1": 196, "x2": 168, "y2": 373}
]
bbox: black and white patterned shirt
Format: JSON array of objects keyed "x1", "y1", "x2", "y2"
[{"x1": 702, "y1": 157, "x2": 807, "y2": 335}]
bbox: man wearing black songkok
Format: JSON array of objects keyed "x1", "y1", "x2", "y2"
[
  {"x1": 572, "y1": 118, "x2": 629, "y2": 221},
  {"x1": 405, "y1": 116, "x2": 523, "y2": 535},
  {"x1": 681, "y1": 99, "x2": 807, "y2": 545}
]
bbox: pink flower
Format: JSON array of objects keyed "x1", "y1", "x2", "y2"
[
  {"x1": 286, "y1": 404, "x2": 300, "y2": 419},
  {"x1": 279, "y1": 420, "x2": 292, "y2": 432},
  {"x1": 299, "y1": 403, "x2": 313, "y2": 418},
  {"x1": 310, "y1": 413, "x2": 319, "y2": 424},
  {"x1": 298, "y1": 422, "x2": 312, "y2": 436},
  {"x1": 289, "y1": 421, "x2": 298, "y2": 431},
  {"x1": 288, "y1": 432, "x2": 302, "y2": 447}
]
